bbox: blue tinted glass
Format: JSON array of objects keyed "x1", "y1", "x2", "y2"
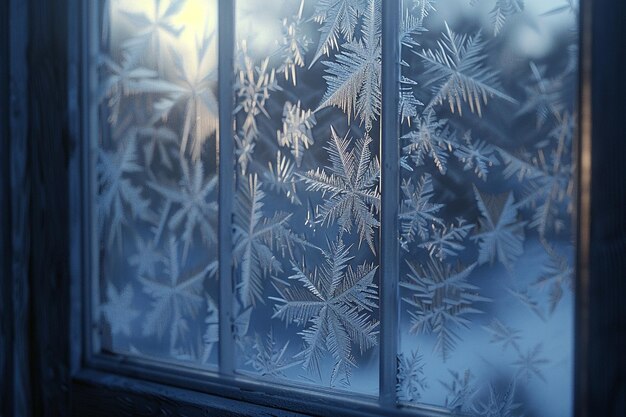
[
  {"x1": 397, "y1": 1, "x2": 577, "y2": 415},
  {"x1": 232, "y1": 0, "x2": 381, "y2": 395},
  {"x1": 95, "y1": 0, "x2": 220, "y2": 367}
]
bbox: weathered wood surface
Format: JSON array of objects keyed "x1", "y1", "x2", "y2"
[
  {"x1": 1, "y1": 0, "x2": 13, "y2": 415},
  {"x1": 577, "y1": 1, "x2": 626, "y2": 416},
  {"x1": 26, "y1": 0, "x2": 72, "y2": 415},
  {"x1": 7, "y1": 0, "x2": 32, "y2": 416},
  {"x1": 1, "y1": 0, "x2": 72, "y2": 416},
  {"x1": 72, "y1": 371, "x2": 305, "y2": 417},
  {"x1": 588, "y1": 1, "x2": 626, "y2": 417}
]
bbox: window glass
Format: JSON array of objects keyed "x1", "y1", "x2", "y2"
[
  {"x1": 92, "y1": 0, "x2": 578, "y2": 413},
  {"x1": 232, "y1": 0, "x2": 381, "y2": 395},
  {"x1": 95, "y1": 0, "x2": 220, "y2": 367},
  {"x1": 397, "y1": 1, "x2": 577, "y2": 415}
]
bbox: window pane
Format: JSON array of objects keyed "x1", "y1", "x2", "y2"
[
  {"x1": 397, "y1": 0, "x2": 577, "y2": 415},
  {"x1": 232, "y1": 0, "x2": 381, "y2": 395},
  {"x1": 94, "y1": 0, "x2": 220, "y2": 367}
]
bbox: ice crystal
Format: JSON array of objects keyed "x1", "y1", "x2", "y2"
[
  {"x1": 277, "y1": 101, "x2": 317, "y2": 167},
  {"x1": 418, "y1": 22, "x2": 514, "y2": 116},
  {"x1": 318, "y1": 0, "x2": 381, "y2": 129},
  {"x1": 139, "y1": 238, "x2": 212, "y2": 351},
  {"x1": 234, "y1": 174, "x2": 302, "y2": 307},
  {"x1": 101, "y1": 283, "x2": 139, "y2": 337},
  {"x1": 97, "y1": 136, "x2": 153, "y2": 250},
  {"x1": 152, "y1": 37, "x2": 219, "y2": 160},
  {"x1": 513, "y1": 344, "x2": 549, "y2": 382},
  {"x1": 301, "y1": 128, "x2": 380, "y2": 253},
  {"x1": 399, "y1": 174, "x2": 444, "y2": 247},
  {"x1": 149, "y1": 160, "x2": 218, "y2": 260},
  {"x1": 402, "y1": 110, "x2": 453, "y2": 174},
  {"x1": 472, "y1": 187, "x2": 525, "y2": 271},
  {"x1": 402, "y1": 260, "x2": 488, "y2": 361},
  {"x1": 272, "y1": 239, "x2": 378, "y2": 384},
  {"x1": 397, "y1": 350, "x2": 427, "y2": 402},
  {"x1": 311, "y1": 0, "x2": 368, "y2": 65},
  {"x1": 277, "y1": 0, "x2": 311, "y2": 85}
]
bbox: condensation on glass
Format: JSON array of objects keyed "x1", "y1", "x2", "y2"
[
  {"x1": 396, "y1": 1, "x2": 577, "y2": 415},
  {"x1": 91, "y1": 0, "x2": 577, "y2": 414}
]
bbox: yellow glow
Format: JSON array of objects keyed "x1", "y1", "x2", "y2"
[
  {"x1": 172, "y1": 0, "x2": 218, "y2": 70},
  {"x1": 110, "y1": 0, "x2": 218, "y2": 70},
  {"x1": 173, "y1": 0, "x2": 217, "y2": 40}
]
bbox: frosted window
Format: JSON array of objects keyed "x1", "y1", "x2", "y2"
[
  {"x1": 95, "y1": 0, "x2": 220, "y2": 366},
  {"x1": 397, "y1": 1, "x2": 576, "y2": 415},
  {"x1": 91, "y1": 0, "x2": 577, "y2": 413},
  {"x1": 232, "y1": 0, "x2": 381, "y2": 394}
]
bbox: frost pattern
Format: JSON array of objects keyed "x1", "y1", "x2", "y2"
[
  {"x1": 233, "y1": 0, "x2": 381, "y2": 392},
  {"x1": 317, "y1": 0, "x2": 381, "y2": 128},
  {"x1": 300, "y1": 129, "x2": 380, "y2": 253},
  {"x1": 398, "y1": 0, "x2": 577, "y2": 415},
  {"x1": 96, "y1": 0, "x2": 220, "y2": 366},
  {"x1": 94, "y1": 0, "x2": 577, "y2": 410},
  {"x1": 272, "y1": 239, "x2": 378, "y2": 385}
]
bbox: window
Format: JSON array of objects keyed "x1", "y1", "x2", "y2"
[
  {"x1": 8, "y1": 0, "x2": 626, "y2": 417},
  {"x1": 89, "y1": 0, "x2": 577, "y2": 415}
]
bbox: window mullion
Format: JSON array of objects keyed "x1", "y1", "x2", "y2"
[
  {"x1": 217, "y1": 0, "x2": 236, "y2": 377},
  {"x1": 379, "y1": 0, "x2": 401, "y2": 407}
]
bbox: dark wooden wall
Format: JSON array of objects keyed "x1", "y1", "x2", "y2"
[
  {"x1": 2, "y1": 0, "x2": 32, "y2": 416},
  {"x1": 27, "y1": 0, "x2": 72, "y2": 414},
  {"x1": 1, "y1": 0, "x2": 71, "y2": 416},
  {"x1": 1, "y1": 0, "x2": 13, "y2": 415},
  {"x1": 579, "y1": 1, "x2": 626, "y2": 416}
]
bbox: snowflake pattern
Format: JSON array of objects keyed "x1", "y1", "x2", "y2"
[
  {"x1": 95, "y1": 0, "x2": 577, "y2": 412},
  {"x1": 300, "y1": 128, "x2": 380, "y2": 253},
  {"x1": 272, "y1": 239, "x2": 378, "y2": 385}
]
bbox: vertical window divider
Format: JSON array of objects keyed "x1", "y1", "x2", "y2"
[
  {"x1": 379, "y1": 0, "x2": 401, "y2": 407},
  {"x1": 217, "y1": 0, "x2": 236, "y2": 376}
]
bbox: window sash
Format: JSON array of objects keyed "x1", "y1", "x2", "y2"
[
  {"x1": 83, "y1": 2, "x2": 407, "y2": 411},
  {"x1": 77, "y1": 1, "x2": 583, "y2": 416}
]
